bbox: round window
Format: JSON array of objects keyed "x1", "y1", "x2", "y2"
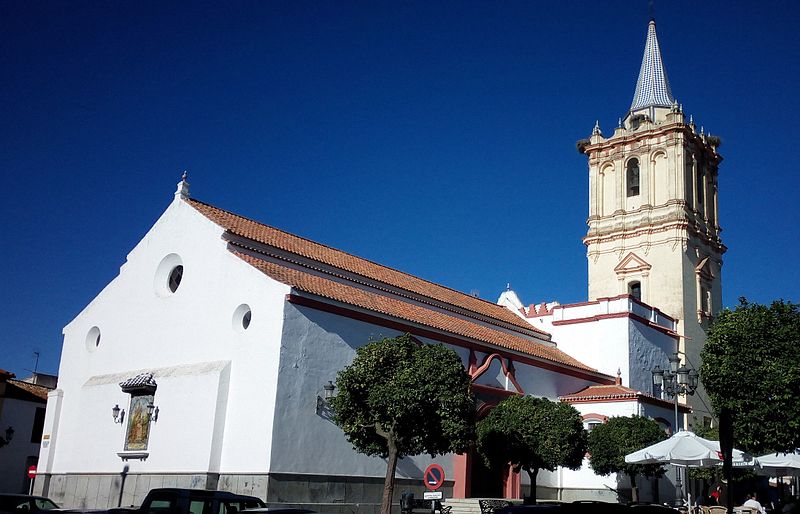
[
  {"x1": 233, "y1": 304, "x2": 252, "y2": 332},
  {"x1": 85, "y1": 326, "x2": 101, "y2": 352},
  {"x1": 154, "y1": 254, "x2": 184, "y2": 297},
  {"x1": 168, "y1": 265, "x2": 184, "y2": 293}
]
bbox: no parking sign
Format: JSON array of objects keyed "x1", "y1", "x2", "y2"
[{"x1": 423, "y1": 463, "x2": 444, "y2": 491}]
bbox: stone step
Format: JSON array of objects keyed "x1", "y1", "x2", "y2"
[{"x1": 443, "y1": 498, "x2": 519, "y2": 514}]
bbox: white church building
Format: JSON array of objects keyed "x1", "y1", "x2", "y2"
[{"x1": 33, "y1": 19, "x2": 722, "y2": 511}]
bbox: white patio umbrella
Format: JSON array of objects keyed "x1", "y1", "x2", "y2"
[
  {"x1": 754, "y1": 452, "x2": 800, "y2": 476},
  {"x1": 625, "y1": 430, "x2": 755, "y2": 467}
]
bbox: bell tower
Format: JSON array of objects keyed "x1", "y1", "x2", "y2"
[{"x1": 580, "y1": 20, "x2": 725, "y2": 424}]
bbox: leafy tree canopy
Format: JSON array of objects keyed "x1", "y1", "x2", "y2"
[
  {"x1": 586, "y1": 415, "x2": 666, "y2": 502},
  {"x1": 587, "y1": 415, "x2": 667, "y2": 478},
  {"x1": 477, "y1": 395, "x2": 586, "y2": 476},
  {"x1": 331, "y1": 334, "x2": 475, "y2": 459},
  {"x1": 701, "y1": 299, "x2": 800, "y2": 454},
  {"x1": 331, "y1": 335, "x2": 475, "y2": 514}
]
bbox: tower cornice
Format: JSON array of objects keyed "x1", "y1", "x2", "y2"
[{"x1": 585, "y1": 122, "x2": 722, "y2": 164}]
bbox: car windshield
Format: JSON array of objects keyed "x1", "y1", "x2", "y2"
[
  {"x1": 34, "y1": 499, "x2": 59, "y2": 510},
  {"x1": 0, "y1": 497, "x2": 59, "y2": 512}
]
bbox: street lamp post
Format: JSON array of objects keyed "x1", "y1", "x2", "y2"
[{"x1": 652, "y1": 352, "x2": 699, "y2": 508}]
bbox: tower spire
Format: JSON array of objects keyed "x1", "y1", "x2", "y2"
[{"x1": 630, "y1": 20, "x2": 674, "y2": 111}]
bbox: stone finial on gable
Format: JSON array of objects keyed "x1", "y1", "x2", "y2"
[
  {"x1": 175, "y1": 170, "x2": 190, "y2": 200},
  {"x1": 616, "y1": 368, "x2": 622, "y2": 385}
]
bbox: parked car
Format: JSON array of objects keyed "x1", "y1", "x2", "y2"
[
  {"x1": 0, "y1": 494, "x2": 59, "y2": 514},
  {"x1": 240, "y1": 509, "x2": 315, "y2": 514},
  {"x1": 115, "y1": 489, "x2": 266, "y2": 514}
]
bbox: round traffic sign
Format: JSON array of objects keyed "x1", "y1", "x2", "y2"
[
  {"x1": 27, "y1": 465, "x2": 37, "y2": 479},
  {"x1": 423, "y1": 463, "x2": 445, "y2": 491}
]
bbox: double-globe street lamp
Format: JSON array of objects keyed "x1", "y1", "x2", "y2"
[{"x1": 652, "y1": 352, "x2": 699, "y2": 507}]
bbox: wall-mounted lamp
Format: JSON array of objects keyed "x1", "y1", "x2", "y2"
[
  {"x1": 0, "y1": 426, "x2": 14, "y2": 447},
  {"x1": 112, "y1": 404, "x2": 126, "y2": 424},
  {"x1": 146, "y1": 403, "x2": 159, "y2": 423},
  {"x1": 315, "y1": 381, "x2": 335, "y2": 415}
]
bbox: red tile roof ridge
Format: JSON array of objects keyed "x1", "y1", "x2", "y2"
[
  {"x1": 187, "y1": 197, "x2": 549, "y2": 337},
  {"x1": 233, "y1": 251, "x2": 599, "y2": 374}
]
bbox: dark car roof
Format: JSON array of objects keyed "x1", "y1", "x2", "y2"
[
  {"x1": 146, "y1": 490, "x2": 262, "y2": 503},
  {"x1": 0, "y1": 495, "x2": 54, "y2": 500}
]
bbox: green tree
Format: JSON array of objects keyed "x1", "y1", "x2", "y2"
[
  {"x1": 701, "y1": 299, "x2": 800, "y2": 454},
  {"x1": 330, "y1": 335, "x2": 475, "y2": 514},
  {"x1": 477, "y1": 395, "x2": 586, "y2": 503},
  {"x1": 586, "y1": 416, "x2": 667, "y2": 502}
]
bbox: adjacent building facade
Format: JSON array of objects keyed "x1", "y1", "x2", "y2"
[{"x1": 0, "y1": 370, "x2": 53, "y2": 494}]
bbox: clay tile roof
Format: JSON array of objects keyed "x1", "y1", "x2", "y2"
[
  {"x1": 235, "y1": 251, "x2": 597, "y2": 373},
  {"x1": 187, "y1": 198, "x2": 548, "y2": 337},
  {"x1": 559, "y1": 383, "x2": 691, "y2": 412},
  {"x1": 7, "y1": 379, "x2": 51, "y2": 401},
  {"x1": 119, "y1": 372, "x2": 157, "y2": 389},
  {"x1": 560, "y1": 383, "x2": 641, "y2": 401}
]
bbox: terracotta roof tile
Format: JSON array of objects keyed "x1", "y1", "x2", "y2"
[
  {"x1": 559, "y1": 383, "x2": 690, "y2": 411},
  {"x1": 119, "y1": 373, "x2": 157, "y2": 390},
  {"x1": 560, "y1": 383, "x2": 642, "y2": 400},
  {"x1": 235, "y1": 252, "x2": 597, "y2": 373},
  {"x1": 188, "y1": 198, "x2": 547, "y2": 336},
  {"x1": 7, "y1": 379, "x2": 51, "y2": 401}
]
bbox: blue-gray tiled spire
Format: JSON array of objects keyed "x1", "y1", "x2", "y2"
[{"x1": 630, "y1": 20, "x2": 675, "y2": 111}]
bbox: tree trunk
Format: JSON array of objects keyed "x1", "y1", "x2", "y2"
[
  {"x1": 525, "y1": 468, "x2": 539, "y2": 505},
  {"x1": 628, "y1": 472, "x2": 639, "y2": 503},
  {"x1": 381, "y1": 436, "x2": 399, "y2": 514}
]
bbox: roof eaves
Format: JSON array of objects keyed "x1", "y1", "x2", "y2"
[{"x1": 187, "y1": 197, "x2": 550, "y2": 337}]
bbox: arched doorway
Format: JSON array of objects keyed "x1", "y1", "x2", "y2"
[
  {"x1": 453, "y1": 391, "x2": 521, "y2": 499},
  {"x1": 469, "y1": 447, "x2": 506, "y2": 498}
]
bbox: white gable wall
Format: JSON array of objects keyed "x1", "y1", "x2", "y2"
[{"x1": 40, "y1": 198, "x2": 290, "y2": 478}]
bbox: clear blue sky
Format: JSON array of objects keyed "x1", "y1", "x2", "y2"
[{"x1": 2, "y1": 1, "x2": 798, "y2": 378}]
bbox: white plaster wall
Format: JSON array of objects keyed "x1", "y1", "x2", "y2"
[
  {"x1": 269, "y1": 303, "x2": 451, "y2": 480},
  {"x1": 45, "y1": 197, "x2": 291, "y2": 475},
  {"x1": 268, "y1": 302, "x2": 604, "y2": 482},
  {"x1": 558, "y1": 400, "x2": 681, "y2": 498},
  {"x1": 538, "y1": 316, "x2": 631, "y2": 386},
  {"x1": 0, "y1": 396, "x2": 45, "y2": 493}
]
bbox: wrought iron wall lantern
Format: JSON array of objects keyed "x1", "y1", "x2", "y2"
[
  {"x1": 112, "y1": 404, "x2": 126, "y2": 424},
  {"x1": 146, "y1": 403, "x2": 159, "y2": 423},
  {"x1": 315, "y1": 381, "x2": 336, "y2": 415},
  {"x1": 0, "y1": 426, "x2": 14, "y2": 447},
  {"x1": 112, "y1": 403, "x2": 159, "y2": 424}
]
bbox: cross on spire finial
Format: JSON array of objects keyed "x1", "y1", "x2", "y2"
[{"x1": 175, "y1": 170, "x2": 190, "y2": 200}]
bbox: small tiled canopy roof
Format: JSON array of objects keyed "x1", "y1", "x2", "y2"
[
  {"x1": 119, "y1": 372, "x2": 157, "y2": 392},
  {"x1": 560, "y1": 382, "x2": 690, "y2": 412}
]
